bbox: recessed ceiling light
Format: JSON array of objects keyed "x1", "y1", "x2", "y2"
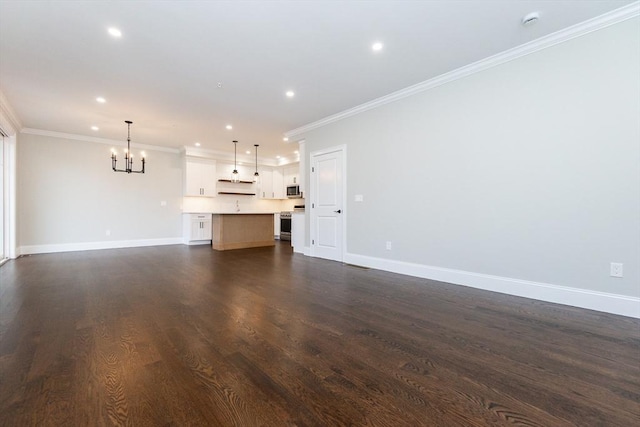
[
  {"x1": 285, "y1": 91, "x2": 295, "y2": 98},
  {"x1": 294, "y1": 151, "x2": 299, "y2": 155},
  {"x1": 91, "y1": 126, "x2": 99, "y2": 131},
  {"x1": 96, "y1": 97, "x2": 106, "y2": 103},
  {"x1": 372, "y1": 42, "x2": 384, "y2": 52},
  {"x1": 283, "y1": 137, "x2": 289, "y2": 142},
  {"x1": 226, "y1": 124, "x2": 233, "y2": 130},
  {"x1": 245, "y1": 150, "x2": 251, "y2": 154},
  {"x1": 108, "y1": 28, "x2": 122, "y2": 38},
  {"x1": 195, "y1": 142, "x2": 201, "y2": 147},
  {"x1": 276, "y1": 155, "x2": 281, "y2": 159}
]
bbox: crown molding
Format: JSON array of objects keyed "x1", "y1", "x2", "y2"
[
  {"x1": 20, "y1": 128, "x2": 180, "y2": 153},
  {"x1": 286, "y1": 2, "x2": 640, "y2": 138},
  {"x1": 0, "y1": 90, "x2": 23, "y2": 135},
  {"x1": 183, "y1": 146, "x2": 237, "y2": 160},
  {"x1": 183, "y1": 146, "x2": 280, "y2": 167},
  {"x1": 182, "y1": 146, "x2": 299, "y2": 167}
]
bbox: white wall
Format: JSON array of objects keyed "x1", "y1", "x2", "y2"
[
  {"x1": 17, "y1": 132, "x2": 183, "y2": 252},
  {"x1": 299, "y1": 19, "x2": 640, "y2": 308}
]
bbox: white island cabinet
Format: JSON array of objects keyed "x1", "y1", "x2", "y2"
[{"x1": 183, "y1": 213, "x2": 212, "y2": 244}]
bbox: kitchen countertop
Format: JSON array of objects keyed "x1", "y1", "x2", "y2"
[{"x1": 182, "y1": 211, "x2": 278, "y2": 215}]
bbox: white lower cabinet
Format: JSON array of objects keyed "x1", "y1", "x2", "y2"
[
  {"x1": 274, "y1": 213, "x2": 281, "y2": 239},
  {"x1": 183, "y1": 213, "x2": 212, "y2": 244},
  {"x1": 291, "y1": 211, "x2": 305, "y2": 253}
]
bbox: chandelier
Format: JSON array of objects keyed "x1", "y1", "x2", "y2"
[{"x1": 111, "y1": 120, "x2": 145, "y2": 174}]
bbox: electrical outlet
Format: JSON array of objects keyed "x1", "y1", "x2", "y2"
[
  {"x1": 105, "y1": 229, "x2": 111, "y2": 236},
  {"x1": 610, "y1": 262, "x2": 623, "y2": 278},
  {"x1": 355, "y1": 194, "x2": 364, "y2": 202},
  {"x1": 160, "y1": 200, "x2": 167, "y2": 207},
  {"x1": 386, "y1": 241, "x2": 392, "y2": 250}
]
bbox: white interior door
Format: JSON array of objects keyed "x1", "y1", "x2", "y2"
[{"x1": 310, "y1": 147, "x2": 344, "y2": 262}]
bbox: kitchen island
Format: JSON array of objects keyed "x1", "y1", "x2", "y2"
[{"x1": 211, "y1": 213, "x2": 275, "y2": 251}]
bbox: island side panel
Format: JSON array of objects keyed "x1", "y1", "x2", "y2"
[{"x1": 212, "y1": 214, "x2": 275, "y2": 251}]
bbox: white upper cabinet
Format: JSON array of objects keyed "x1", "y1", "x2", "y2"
[
  {"x1": 283, "y1": 165, "x2": 299, "y2": 186},
  {"x1": 258, "y1": 167, "x2": 274, "y2": 199},
  {"x1": 273, "y1": 168, "x2": 284, "y2": 199},
  {"x1": 257, "y1": 163, "x2": 299, "y2": 199},
  {"x1": 184, "y1": 157, "x2": 216, "y2": 197}
]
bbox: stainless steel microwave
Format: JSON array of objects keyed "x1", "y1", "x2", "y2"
[{"x1": 286, "y1": 185, "x2": 302, "y2": 198}]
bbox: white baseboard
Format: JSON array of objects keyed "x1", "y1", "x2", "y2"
[
  {"x1": 344, "y1": 253, "x2": 640, "y2": 319},
  {"x1": 183, "y1": 240, "x2": 212, "y2": 246},
  {"x1": 19, "y1": 237, "x2": 184, "y2": 255},
  {"x1": 292, "y1": 245, "x2": 311, "y2": 256}
]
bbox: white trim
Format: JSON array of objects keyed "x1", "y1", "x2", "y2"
[
  {"x1": 183, "y1": 146, "x2": 283, "y2": 167},
  {"x1": 183, "y1": 240, "x2": 212, "y2": 246},
  {"x1": 344, "y1": 253, "x2": 640, "y2": 319},
  {"x1": 19, "y1": 237, "x2": 184, "y2": 255},
  {"x1": 285, "y1": 2, "x2": 640, "y2": 138},
  {"x1": 0, "y1": 91, "x2": 22, "y2": 133},
  {"x1": 293, "y1": 245, "x2": 312, "y2": 256},
  {"x1": 3, "y1": 134, "x2": 17, "y2": 259},
  {"x1": 0, "y1": 91, "x2": 19, "y2": 260},
  {"x1": 20, "y1": 128, "x2": 180, "y2": 153}
]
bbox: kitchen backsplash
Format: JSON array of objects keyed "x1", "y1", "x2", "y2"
[{"x1": 182, "y1": 195, "x2": 301, "y2": 213}]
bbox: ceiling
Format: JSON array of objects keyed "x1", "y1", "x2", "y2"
[{"x1": 0, "y1": 0, "x2": 634, "y2": 164}]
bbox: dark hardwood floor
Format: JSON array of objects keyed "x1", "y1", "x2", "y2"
[{"x1": 0, "y1": 242, "x2": 638, "y2": 426}]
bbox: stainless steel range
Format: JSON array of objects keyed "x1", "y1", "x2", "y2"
[{"x1": 280, "y1": 211, "x2": 292, "y2": 241}]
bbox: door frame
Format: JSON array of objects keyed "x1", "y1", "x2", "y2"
[
  {"x1": 309, "y1": 144, "x2": 347, "y2": 261},
  {"x1": 0, "y1": 121, "x2": 17, "y2": 262}
]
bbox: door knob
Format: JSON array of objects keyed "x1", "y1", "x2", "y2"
[{"x1": 334, "y1": 209, "x2": 342, "y2": 214}]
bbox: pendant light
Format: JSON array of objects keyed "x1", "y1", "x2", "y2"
[
  {"x1": 253, "y1": 144, "x2": 260, "y2": 182},
  {"x1": 111, "y1": 120, "x2": 145, "y2": 174},
  {"x1": 231, "y1": 140, "x2": 239, "y2": 182}
]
